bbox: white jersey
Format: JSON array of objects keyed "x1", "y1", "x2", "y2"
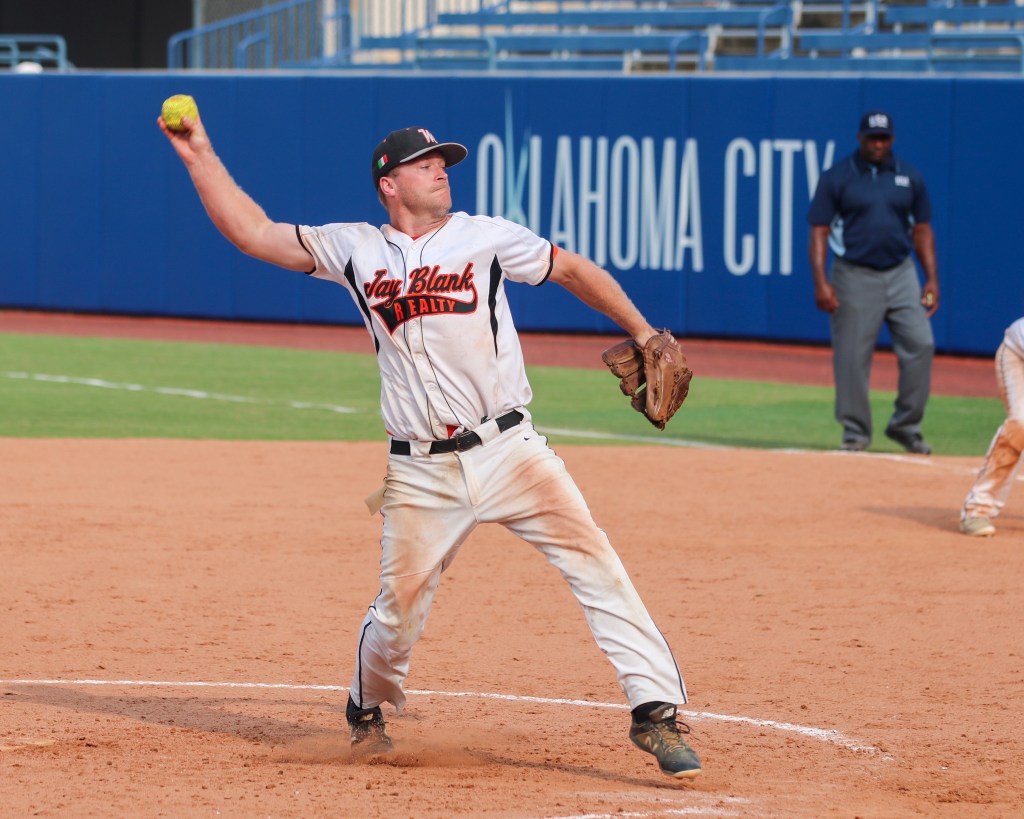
[
  {"x1": 1003, "y1": 316, "x2": 1024, "y2": 358},
  {"x1": 298, "y1": 212, "x2": 554, "y2": 441}
]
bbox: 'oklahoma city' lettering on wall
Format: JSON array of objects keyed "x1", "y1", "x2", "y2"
[{"x1": 474, "y1": 133, "x2": 837, "y2": 277}]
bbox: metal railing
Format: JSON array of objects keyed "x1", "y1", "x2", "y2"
[
  {"x1": 168, "y1": 0, "x2": 352, "y2": 69},
  {"x1": 0, "y1": 35, "x2": 71, "y2": 71}
]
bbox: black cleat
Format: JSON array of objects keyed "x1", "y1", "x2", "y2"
[
  {"x1": 885, "y1": 426, "x2": 932, "y2": 455},
  {"x1": 629, "y1": 703, "x2": 702, "y2": 779},
  {"x1": 346, "y1": 697, "x2": 394, "y2": 755}
]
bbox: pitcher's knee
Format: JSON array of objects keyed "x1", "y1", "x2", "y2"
[
  {"x1": 366, "y1": 611, "x2": 425, "y2": 659},
  {"x1": 1003, "y1": 418, "x2": 1024, "y2": 452},
  {"x1": 372, "y1": 573, "x2": 438, "y2": 652}
]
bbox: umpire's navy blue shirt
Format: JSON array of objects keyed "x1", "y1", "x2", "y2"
[{"x1": 807, "y1": 151, "x2": 932, "y2": 271}]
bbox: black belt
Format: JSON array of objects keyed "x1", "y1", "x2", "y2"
[{"x1": 390, "y1": 410, "x2": 524, "y2": 456}]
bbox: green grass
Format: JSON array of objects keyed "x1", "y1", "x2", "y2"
[
  {"x1": 0, "y1": 334, "x2": 383, "y2": 441},
  {"x1": 0, "y1": 332, "x2": 1003, "y2": 455}
]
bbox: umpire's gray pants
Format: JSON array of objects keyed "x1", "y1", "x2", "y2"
[{"x1": 830, "y1": 256, "x2": 934, "y2": 444}]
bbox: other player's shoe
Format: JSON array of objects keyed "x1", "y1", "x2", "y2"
[
  {"x1": 884, "y1": 426, "x2": 932, "y2": 455},
  {"x1": 960, "y1": 515, "x2": 996, "y2": 537},
  {"x1": 628, "y1": 702, "x2": 702, "y2": 779},
  {"x1": 346, "y1": 697, "x2": 394, "y2": 755}
]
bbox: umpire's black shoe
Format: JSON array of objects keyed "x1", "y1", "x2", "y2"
[
  {"x1": 346, "y1": 697, "x2": 394, "y2": 755},
  {"x1": 629, "y1": 702, "x2": 701, "y2": 779},
  {"x1": 884, "y1": 426, "x2": 932, "y2": 455}
]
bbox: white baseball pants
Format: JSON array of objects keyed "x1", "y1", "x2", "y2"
[
  {"x1": 962, "y1": 341, "x2": 1024, "y2": 520},
  {"x1": 348, "y1": 419, "x2": 687, "y2": 713}
]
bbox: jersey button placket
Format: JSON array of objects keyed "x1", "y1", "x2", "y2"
[
  {"x1": 409, "y1": 319, "x2": 441, "y2": 409},
  {"x1": 409, "y1": 322, "x2": 426, "y2": 363}
]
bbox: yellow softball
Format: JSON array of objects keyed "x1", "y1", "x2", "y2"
[{"x1": 161, "y1": 94, "x2": 198, "y2": 131}]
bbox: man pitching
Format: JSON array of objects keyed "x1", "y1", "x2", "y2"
[{"x1": 159, "y1": 111, "x2": 701, "y2": 779}]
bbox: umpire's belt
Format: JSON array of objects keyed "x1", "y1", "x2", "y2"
[{"x1": 390, "y1": 410, "x2": 524, "y2": 456}]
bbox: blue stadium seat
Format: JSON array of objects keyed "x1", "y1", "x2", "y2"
[
  {"x1": 797, "y1": 31, "x2": 932, "y2": 54},
  {"x1": 437, "y1": 9, "x2": 787, "y2": 29},
  {"x1": 714, "y1": 53, "x2": 931, "y2": 71},
  {"x1": 885, "y1": 3, "x2": 1024, "y2": 26}
]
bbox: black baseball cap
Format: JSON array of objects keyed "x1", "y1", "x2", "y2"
[
  {"x1": 859, "y1": 110, "x2": 894, "y2": 137},
  {"x1": 371, "y1": 126, "x2": 468, "y2": 189}
]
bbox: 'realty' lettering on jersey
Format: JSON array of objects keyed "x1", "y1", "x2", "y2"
[{"x1": 369, "y1": 262, "x2": 479, "y2": 334}]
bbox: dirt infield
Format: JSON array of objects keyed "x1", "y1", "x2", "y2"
[
  {"x1": 2, "y1": 312, "x2": 1021, "y2": 817},
  {"x1": 3, "y1": 440, "x2": 1022, "y2": 817}
]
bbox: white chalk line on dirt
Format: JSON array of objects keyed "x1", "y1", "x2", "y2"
[
  {"x1": 522, "y1": 789, "x2": 751, "y2": 819},
  {"x1": 542, "y1": 427, "x2": 989, "y2": 479},
  {"x1": 542, "y1": 805, "x2": 743, "y2": 819},
  {"x1": 537, "y1": 426, "x2": 729, "y2": 449},
  {"x1": 0, "y1": 678, "x2": 884, "y2": 757},
  {"x1": 544, "y1": 805, "x2": 745, "y2": 819},
  {"x1": 2, "y1": 371, "x2": 359, "y2": 415}
]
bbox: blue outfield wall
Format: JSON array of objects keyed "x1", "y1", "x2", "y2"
[{"x1": 1, "y1": 71, "x2": 1022, "y2": 355}]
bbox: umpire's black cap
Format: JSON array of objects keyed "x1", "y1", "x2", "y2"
[
  {"x1": 372, "y1": 127, "x2": 468, "y2": 189},
  {"x1": 859, "y1": 110, "x2": 894, "y2": 137}
]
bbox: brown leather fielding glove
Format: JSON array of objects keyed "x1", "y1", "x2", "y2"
[{"x1": 601, "y1": 331, "x2": 692, "y2": 430}]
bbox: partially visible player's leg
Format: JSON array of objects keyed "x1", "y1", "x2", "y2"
[{"x1": 961, "y1": 342, "x2": 1024, "y2": 533}]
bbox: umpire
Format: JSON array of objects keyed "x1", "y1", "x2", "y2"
[{"x1": 808, "y1": 110, "x2": 938, "y2": 454}]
